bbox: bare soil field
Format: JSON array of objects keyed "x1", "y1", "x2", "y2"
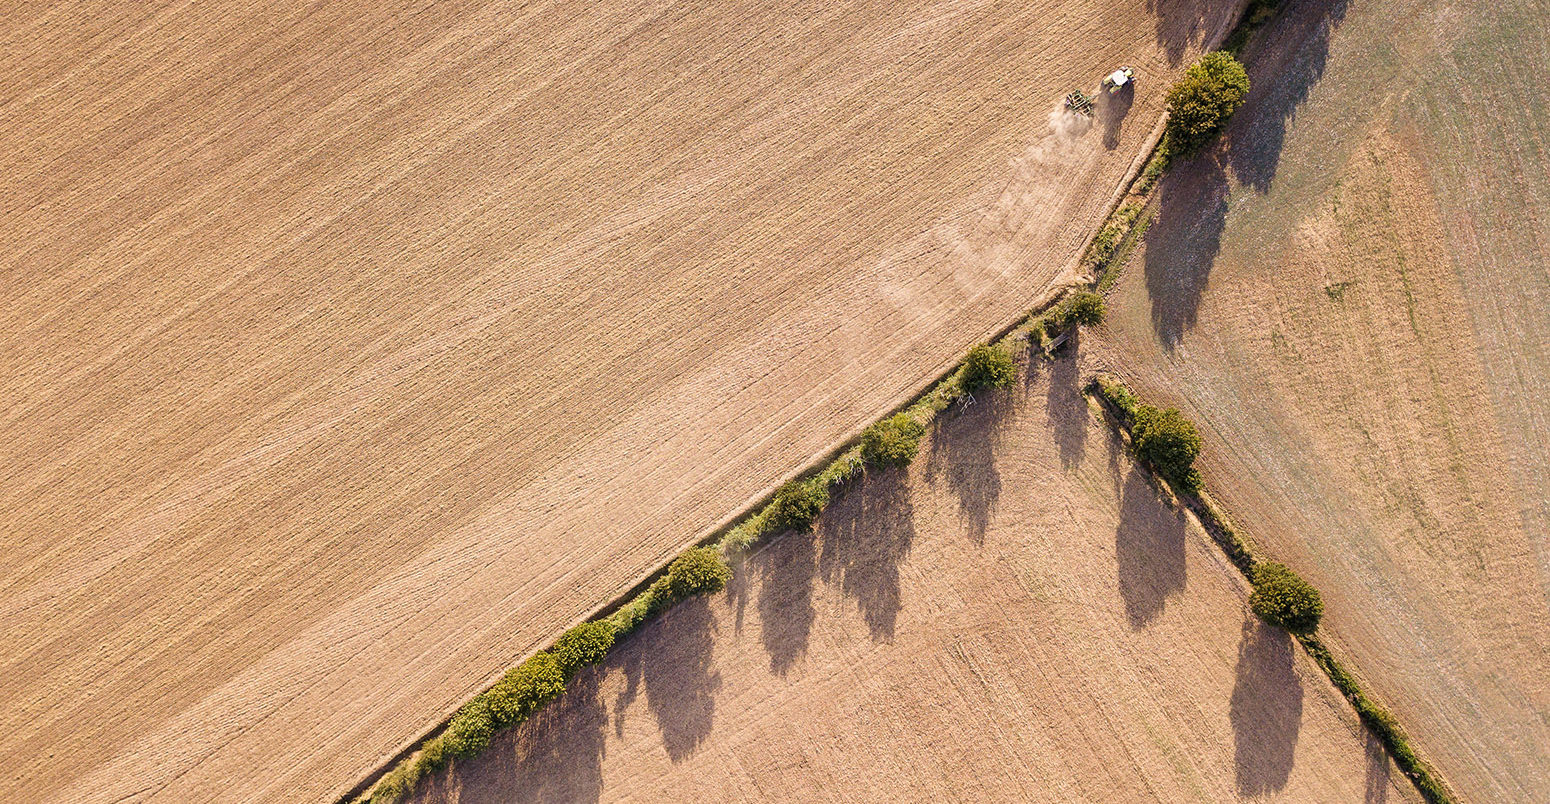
[
  {"x1": 1094, "y1": 0, "x2": 1550, "y2": 797},
  {"x1": 0, "y1": 2, "x2": 1246, "y2": 801},
  {"x1": 409, "y1": 348, "x2": 1417, "y2": 803}
]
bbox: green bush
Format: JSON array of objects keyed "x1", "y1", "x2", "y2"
[
  {"x1": 1132, "y1": 404, "x2": 1201, "y2": 482},
  {"x1": 552, "y1": 621, "x2": 616, "y2": 674},
  {"x1": 1249, "y1": 562, "x2": 1324, "y2": 632},
  {"x1": 416, "y1": 736, "x2": 451, "y2": 774},
  {"x1": 768, "y1": 478, "x2": 830, "y2": 532},
  {"x1": 442, "y1": 698, "x2": 497, "y2": 757},
  {"x1": 1053, "y1": 291, "x2": 1106, "y2": 328},
  {"x1": 860, "y1": 413, "x2": 926, "y2": 468},
  {"x1": 961, "y1": 343, "x2": 1015, "y2": 391},
  {"x1": 486, "y1": 652, "x2": 567, "y2": 727},
  {"x1": 665, "y1": 546, "x2": 732, "y2": 597},
  {"x1": 1164, "y1": 52, "x2": 1250, "y2": 156}
]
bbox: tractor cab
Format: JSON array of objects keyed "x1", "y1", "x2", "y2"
[{"x1": 1102, "y1": 66, "x2": 1136, "y2": 94}]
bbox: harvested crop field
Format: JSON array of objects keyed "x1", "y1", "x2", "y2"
[
  {"x1": 1094, "y1": 0, "x2": 1550, "y2": 797},
  {"x1": 409, "y1": 348, "x2": 1418, "y2": 803},
  {"x1": 0, "y1": 1, "x2": 1247, "y2": 801}
]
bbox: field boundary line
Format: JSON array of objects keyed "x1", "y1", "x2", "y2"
[
  {"x1": 1085, "y1": 374, "x2": 1458, "y2": 803},
  {"x1": 343, "y1": 6, "x2": 1255, "y2": 801}
]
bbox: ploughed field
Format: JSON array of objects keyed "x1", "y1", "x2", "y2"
[
  {"x1": 0, "y1": 1, "x2": 1243, "y2": 801},
  {"x1": 410, "y1": 347, "x2": 1418, "y2": 803},
  {"x1": 1095, "y1": 0, "x2": 1550, "y2": 797}
]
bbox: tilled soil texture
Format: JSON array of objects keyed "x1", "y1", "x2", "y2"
[
  {"x1": 410, "y1": 347, "x2": 1418, "y2": 803},
  {"x1": 0, "y1": 2, "x2": 1246, "y2": 801},
  {"x1": 1094, "y1": 0, "x2": 1550, "y2": 797}
]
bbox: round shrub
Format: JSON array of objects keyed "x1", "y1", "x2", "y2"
[
  {"x1": 1250, "y1": 562, "x2": 1324, "y2": 632},
  {"x1": 1132, "y1": 405, "x2": 1201, "y2": 483},
  {"x1": 443, "y1": 698, "x2": 497, "y2": 757},
  {"x1": 665, "y1": 546, "x2": 732, "y2": 598},
  {"x1": 860, "y1": 413, "x2": 926, "y2": 468},
  {"x1": 1055, "y1": 290, "x2": 1106, "y2": 328},
  {"x1": 768, "y1": 478, "x2": 830, "y2": 532},
  {"x1": 486, "y1": 652, "x2": 567, "y2": 727},
  {"x1": 1164, "y1": 51, "x2": 1250, "y2": 156},
  {"x1": 961, "y1": 343, "x2": 1015, "y2": 391},
  {"x1": 552, "y1": 620, "x2": 617, "y2": 674}
]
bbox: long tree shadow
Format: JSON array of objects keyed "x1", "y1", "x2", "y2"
[
  {"x1": 1142, "y1": 0, "x2": 1350, "y2": 349},
  {"x1": 1045, "y1": 332, "x2": 1087, "y2": 470},
  {"x1": 1230, "y1": 0, "x2": 1351, "y2": 193},
  {"x1": 608, "y1": 597, "x2": 721, "y2": 762},
  {"x1": 640, "y1": 596, "x2": 720, "y2": 762},
  {"x1": 1143, "y1": 154, "x2": 1229, "y2": 350},
  {"x1": 1230, "y1": 618, "x2": 1304, "y2": 795},
  {"x1": 412, "y1": 669, "x2": 609, "y2": 804},
  {"x1": 924, "y1": 387, "x2": 1012, "y2": 545},
  {"x1": 1114, "y1": 468, "x2": 1187, "y2": 628},
  {"x1": 817, "y1": 469, "x2": 916, "y2": 642},
  {"x1": 754, "y1": 529, "x2": 818, "y2": 675}
]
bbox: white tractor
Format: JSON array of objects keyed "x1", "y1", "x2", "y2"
[
  {"x1": 1066, "y1": 67, "x2": 1137, "y2": 118},
  {"x1": 1102, "y1": 66, "x2": 1136, "y2": 94}
]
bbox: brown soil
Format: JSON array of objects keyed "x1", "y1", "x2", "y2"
[
  {"x1": 1094, "y1": 0, "x2": 1550, "y2": 797},
  {"x1": 0, "y1": 2, "x2": 1245, "y2": 801},
  {"x1": 410, "y1": 347, "x2": 1416, "y2": 803}
]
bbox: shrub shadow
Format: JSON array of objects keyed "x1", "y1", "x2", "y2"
[
  {"x1": 1365, "y1": 732, "x2": 1391, "y2": 803},
  {"x1": 817, "y1": 469, "x2": 916, "y2": 642},
  {"x1": 1045, "y1": 332, "x2": 1087, "y2": 470},
  {"x1": 754, "y1": 529, "x2": 818, "y2": 675},
  {"x1": 415, "y1": 669, "x2": 608, "y2": 804},
  {"x1": 1114, "y1": 468, "x2": 1187, "y2": 628},
  {"x1": 1230, "y1": 618, "x2": 1304, "y2": 795},
  {"x1": 1143, "y1": 154, "x2": 1229, "y2": 350},
  {"x1": 924, "y1": 387, "x2": 1011, "y2": 545},
  {"x1": 639, "y1": 596, "x2": 720, "y2": 762}
]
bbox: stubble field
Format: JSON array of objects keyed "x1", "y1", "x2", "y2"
[
  {"x1": 1095, "y1": 0, "x2": 1550, "y2": 797},
  {"x1": 0, "y1": 1, "x2": 1243, "y2": 801},
  {"x1": 410, "y1": 348, "x2": 1417, "y2": 803}
]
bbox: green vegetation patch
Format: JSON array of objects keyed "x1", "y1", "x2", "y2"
[
  {"x1": 1131, "y1": 404, "x2": 1203, "y2": 487},
  {"x1": 961, "y1": 343, "x2": 1016, "y2": 392},
  {"x1": 1249, "y1": 561, "x2": 1325, "y2": 633},
  {"x1": 860, "y1": 412, "x2": 927, "y2": 469},
  {"x1": 1164, "y1": 52, "x2": 1250, "y2": 157}
]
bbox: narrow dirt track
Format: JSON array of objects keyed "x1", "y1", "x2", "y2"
[
  {"x1": 1095, "y1": 0, "x2": 1550, "y2": 797},
  {"x1": 0, "y1": 2, "x2": 1244, "y2": 801},
  {"x1": 410, "y1": 348, "x2": 1418, "y2": 803}
]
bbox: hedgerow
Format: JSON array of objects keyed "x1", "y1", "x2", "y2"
[
  {"x1": 552, "y1": 621, "x2": 616, "y2": 674},
  {"x1": 1086, "y1": 374, "x2": 1454, "y2": 803}
]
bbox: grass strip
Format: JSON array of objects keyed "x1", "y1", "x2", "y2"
[{"x1": 1086, "y1": 374, "x2": 1456, "y2": 804}]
